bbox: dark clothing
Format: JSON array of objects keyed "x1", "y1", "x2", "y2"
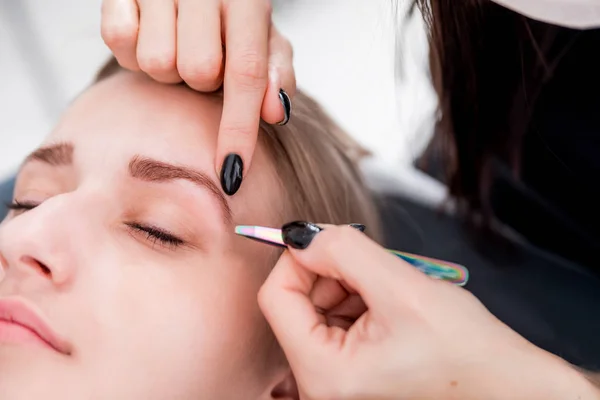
[
  {"x1": 414, "y1": 25, "x2": 600, "y2": 370},
  {"x1": 411, "y1": 27, "x2": 600, "y2": 369},
  {"x1": 490, "y1": 27, "x2": 600, "y2": 270},
  {"x1": 379, "y1": 195, "x2": 600, "y2": 370}
]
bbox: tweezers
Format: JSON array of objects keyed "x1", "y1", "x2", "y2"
[{"x1": 235, "y1": 225, "x2": 469, "y2": 286}]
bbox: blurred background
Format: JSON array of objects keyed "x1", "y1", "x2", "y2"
[{"x1": 0, "y1": 0, "x2": 440, "y2": 200}]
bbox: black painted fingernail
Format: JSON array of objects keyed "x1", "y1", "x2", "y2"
[
  {"x1": 277, "y1": 89, "x2": 292, "y2": 126},
  {"x1": 220, "y1": 153, "x2": 243, "y2": 196},
  {"x1": 349, "y1": 223, "x2": 366, "y2": 232},
  {"x1": 282, "y1": 221, "x2": 322, "y2": 249}
]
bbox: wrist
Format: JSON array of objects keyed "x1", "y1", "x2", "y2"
[
  {"x1": 503, "y1": 346, "x2": 600, "y2": 400},
  {"x1": 543, "y1": 355, "x2": 600, "y2": 400},
  {"x1": 459, "y1": 340, "x2": 600, "y2": 400}
]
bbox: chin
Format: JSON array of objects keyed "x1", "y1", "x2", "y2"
[{"x1": 0, "y1": 348, "x2": 78, "y2": 399}]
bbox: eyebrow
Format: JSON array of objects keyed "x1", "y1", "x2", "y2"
[
  {"x1": 24, "y1": 142, "x2": 74, "y2": 166},
  {"x1": 129, "y1": 156, "x2": 232, "y2": 224},
  {"x1": 22, "y1": 143, "x2": 232, "y2": 224}
]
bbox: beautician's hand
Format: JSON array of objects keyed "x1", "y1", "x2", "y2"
[
  {"x1": 101, "y1": 0, "x2": 295, "y2": 195},
  {"x1": 259, "y1": 222, "x2": 600, "y2": 400}
]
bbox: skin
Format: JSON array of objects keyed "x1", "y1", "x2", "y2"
[
  {"x1": 0, "y1": 71, "x2": 295, "y2": 400},
  {"x1": 260, "y1": 225, "x2": 600, "y2": 399},
  {"x1": 96, "y1": 1, "x2": 600, "y2": 399},
  {"x1": 101, "y1": 0, "x2": 297, "y2": 177}
]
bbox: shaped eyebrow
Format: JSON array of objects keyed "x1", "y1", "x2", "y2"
[
  {"x1": 21, "y1": 143, "x2": 233, "y2": 224},
  {"x1": 129, "y1": 156, "x2": 233, "y2": 224}
]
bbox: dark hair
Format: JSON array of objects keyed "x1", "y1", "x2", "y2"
[{"x1": 414, "y1": 0, "x2": 579, "y2": 219}]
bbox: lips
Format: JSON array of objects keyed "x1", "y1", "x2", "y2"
[{"x1": 0, "y1": 297, "x2": 71, "y2": 355}]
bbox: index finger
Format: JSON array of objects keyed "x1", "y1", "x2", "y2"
[
  {"x1": 216, "y1": 0, "x2": 271, "y2": 192},
  {"x1": 288, "y1": 225, "x2": 433, "y2": 311}
]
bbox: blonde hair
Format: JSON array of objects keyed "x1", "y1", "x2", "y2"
[{"x1": 96, "y1": 58, "x2": 382, "y2": 242}]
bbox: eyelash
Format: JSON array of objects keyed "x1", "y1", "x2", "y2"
[
  {"x1": 125, "y1": 222, "x2": 185, "y2": 249},
  {"x1": 6, "y1": 200, "x2": 38, "y2": 212},
  {"x1": 6, "y1": 200, "x2": 185, "y2": 249}
]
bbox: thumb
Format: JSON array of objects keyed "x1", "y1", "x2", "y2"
[
  {"x1": 283, "y1": 222, "x2": 422, "y2": 313},
  {"x1": 258, "y1": 222, "x2": 419, "y2": 368}
]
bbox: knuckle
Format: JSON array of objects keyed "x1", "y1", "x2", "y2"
[
  {"x1": 230, "y1": 51, "x2": 268, "y2": 89},
  {"x1": 138, "y1": 53, "x2": 176, "y2": 75},
  {"x1": 101, "y1": 22, "x2": 138, "y2": 48},
  {"x1": 256, "y1": 283, "x2": 271, "y2": 310},
  {"x1": 178, "y1": 56, "x2": 222, "y2": 86}
]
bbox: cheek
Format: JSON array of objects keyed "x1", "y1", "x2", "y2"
[{"x1": 83, "y1": 253, "x2": 267, "y2": 381}]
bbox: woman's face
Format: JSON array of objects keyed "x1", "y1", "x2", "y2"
[{"x1": 0, "y1": 71, "x2": 291, "y2": 399}]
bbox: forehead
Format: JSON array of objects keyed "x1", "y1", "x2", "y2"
[
  {"x1": 43, "y1": 71, "x2": 285, "y2": 227},
  {"x1": 50, "y1": 72, "x2": 221, "y2": 168}
]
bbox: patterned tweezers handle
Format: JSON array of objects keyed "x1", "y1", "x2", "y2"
[{"x1": 389, "y1": 250, "x2": 469, "y2": 286}]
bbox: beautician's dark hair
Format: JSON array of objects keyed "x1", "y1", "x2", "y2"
[
  {"x1": 97, "y1": 57, "x2": 383, "y2": 242},
  {"x1": 413, "y1": 0, "x2": 575, "y2": 219}
]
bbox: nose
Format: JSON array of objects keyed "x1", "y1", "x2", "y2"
[
  {"x1": 0, "y1": 197, "x2": 78, "y2": 287},
  {"x1": 15, "y1": 256, "x2": 52, "y2": 278}
]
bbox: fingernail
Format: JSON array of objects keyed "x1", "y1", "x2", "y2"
[
  {"x1": 282, "y1": 221, "x2": 322, "y2": 249},
  {"x1": 349, "y1": 223, "x2": 366, "y2": 232},
  {"x1": 220, "y1": 153, "x2": 243, "y2": 196},
  {"x1": 277, "y1": 89, "x2": 292, "y2": 126}
]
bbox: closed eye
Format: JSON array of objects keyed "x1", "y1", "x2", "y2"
[
  {"x1": 125, "y1": 222, "x2": 185, "y2": 249},
  {"x1": 6, "y1": 200, "x2": 186, "y2": 250},
  {"x1": 5, "y1": 200, "x2": 40, "y2": 214}
]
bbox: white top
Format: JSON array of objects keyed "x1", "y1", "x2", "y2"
[{"x1": 490, "y1": 0, "x2": 600, "y2": 29}]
